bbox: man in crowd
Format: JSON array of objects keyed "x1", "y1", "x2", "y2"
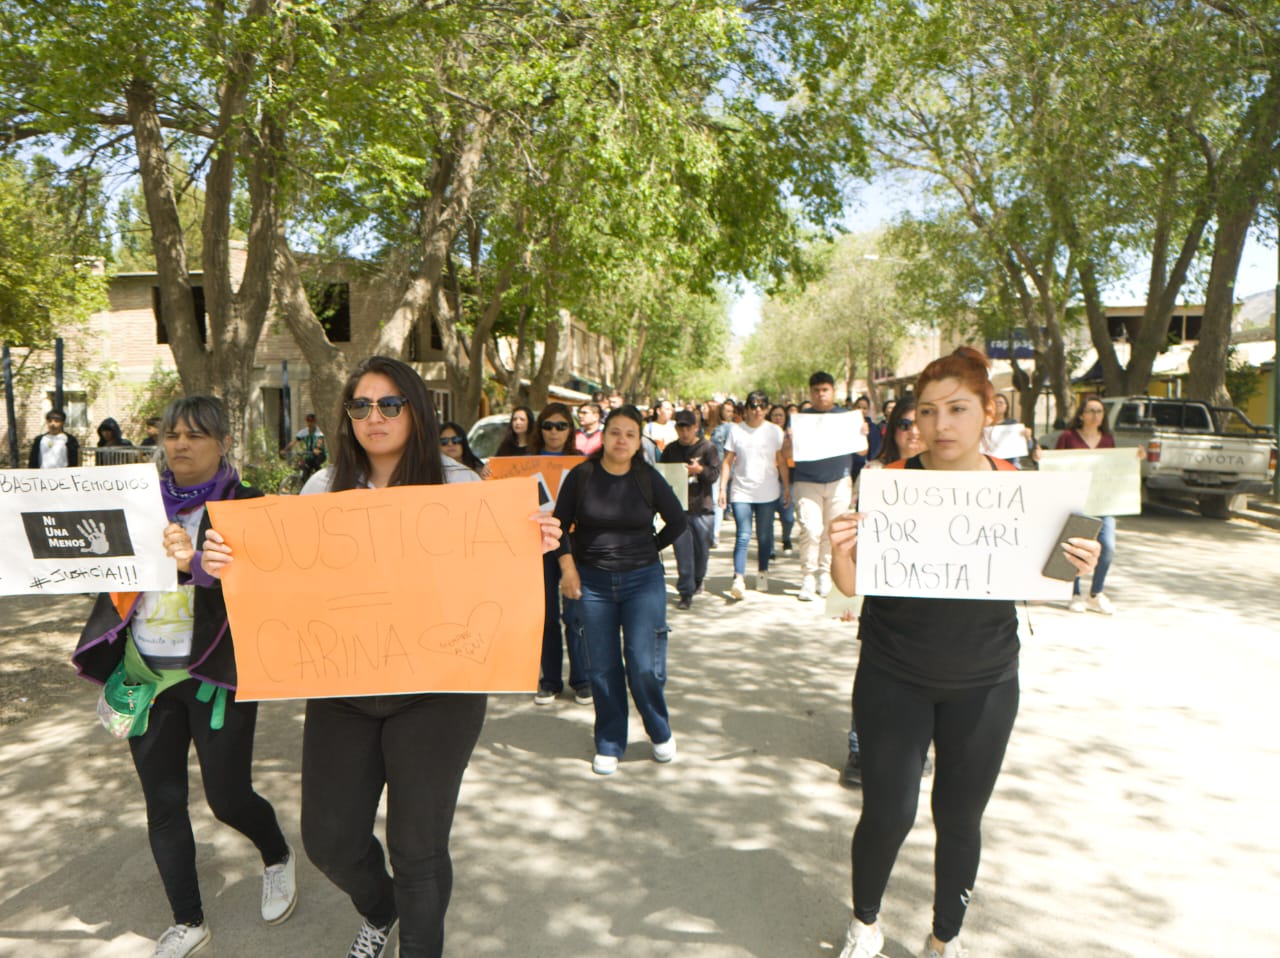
[
  {"x1": 661, "y1": 409, "x2": 721, "y2": 609},
  {"x1": 285, "y1": 412, "x2": 327, "y2": 484},
  {"x1": 576, "y1": 402, "x2": 604, "y2": 456},
  {"x1": 28, "y1": 409, "x2": 79, "y2": 468},
  {"x1": 789, "y1": 372, "x2": 859, "y2": 602}
]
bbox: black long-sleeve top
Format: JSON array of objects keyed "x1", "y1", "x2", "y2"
[
  {"x1": 554, "y1": 460, "x2": 688, "y2": 571},
  {"x1": 660, "y1": 437, "x2": 721, "y2": 515}
]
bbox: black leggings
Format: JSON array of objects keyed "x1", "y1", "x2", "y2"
[
  {"x1": 850, "y1": 662, "x2": 1018, "y2": 941},
  {"x1": 129, "y1": 680, "x2": 289, "y2": 925},
  {"x1": 301, "y1": 693, "x2": 486, "y2": 958}
]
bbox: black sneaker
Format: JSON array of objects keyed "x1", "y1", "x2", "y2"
[
  {"x1": 572, "y1": 686, "x2": 593, "y2": 706},
  {"x1": 840, "y1": 750, "x2": 862, "y2": 788},
  {"x1": 676, "y1": 595, "x2": 692, "y2": 610},
  {"x1": 347, "y1": 918, "x2": 396, "y2": 958}
]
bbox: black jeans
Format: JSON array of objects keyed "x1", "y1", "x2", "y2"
[
  {"x1": 301, "y1": 694, "x2": 486, "y2": 958},
  {"x1": 672, "y1": 512, "x2": 715, "y2": 598},
  {"x1": 129, "y1": 680, "x2": 288, "y2": 925},
  {"x1": 850, "y1": 662, "x2": 1019, "y2": 941}
]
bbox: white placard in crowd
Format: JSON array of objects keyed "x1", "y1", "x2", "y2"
[
  {"x1": 983, "y1": 423, "x2": 1030, "y2": 460},
  {"x1": 0, "y1": 465, "x2": 175, "y2": 596},
  {"x1": 1036, "y1": 448, "x2": 1142, "y2": 516},
  {"x1": 653, "y1": 462, "x2": 689, "y2": 511},
  {"x1": 855, "y1": 468, "x2": 1088, "y2": 601},
  {"x1": 790, "y1": 410, "x2": 869, "y2": 461}
]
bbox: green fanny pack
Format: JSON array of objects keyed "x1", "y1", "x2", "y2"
[{"x1": 96, "y1": 633, "x2": 228, "y2": 738}]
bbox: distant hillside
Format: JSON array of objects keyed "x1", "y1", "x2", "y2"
[{"x1": 1236, "y1": 288, "x2": 1275, "y2": 332}]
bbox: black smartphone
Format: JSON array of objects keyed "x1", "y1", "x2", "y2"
[{"x1": 1042, "y1": 514, "x2": 1104, "y2": 581}]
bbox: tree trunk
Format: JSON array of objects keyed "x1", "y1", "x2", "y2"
[
  {"x1": 1077, "y1": 259, "x2": 1126, "y2": 396},
  {"x1": 1188, "y1": 206, "x2": 1254, "y2": 405}
]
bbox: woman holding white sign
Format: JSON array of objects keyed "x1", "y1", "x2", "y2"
[
  {"x1": 203, "y1": 356, "x2": 562, "y2": 958},
  {"x1": 73, "y1": 396, "x2": 296, "y2": 958},
  {"x1": 827, "y1": 348, "x2": 1100, "y2": 958}
]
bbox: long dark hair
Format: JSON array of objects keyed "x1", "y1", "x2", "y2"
[
  {"x1": 878, "y1": 395, "x2": 918, "y2": 464},
  {"x1": 439, "y1": 420, "x2": 485, "y2": 472},
  {"x1": 330, "y1": 356, "x2": 443, "y2": 491},
  {"x1": 502, "y1": 406, "x2": 534, "y2": 447},
  {"x1": 591, "y1": 404, "x2": 647, "y2": 465},
  {"x1": 529, "y1": 402, "x2": 581, "y2": 455}
]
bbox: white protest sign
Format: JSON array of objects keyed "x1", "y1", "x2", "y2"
[
  {"x1": 653, "y1": 463, "x2": 689, "y2": 511},
  {"x1": 983, "y1": 423, "x2": 1030, "y2": 460},
  {"x1": 1036, "y1": 448, "x2": 1142, "y2": 516},
  {"x1": 855, "y1": 469, "x2": 1088, "y2": 600},
  {"x1": 790, "y1": 410, "x2": 868, "y2": 461},
  {"x1": 0, "y1": 465, "x2": 175, "y2": 595}
]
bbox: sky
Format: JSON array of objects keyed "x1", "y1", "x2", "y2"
[{"x1": 729, "y1": 178, "x2": 1280, "y2": 338}]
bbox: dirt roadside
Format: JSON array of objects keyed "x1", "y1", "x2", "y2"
[{"x1": 0, "y1": 594, "x2": 96, "y2": 727}]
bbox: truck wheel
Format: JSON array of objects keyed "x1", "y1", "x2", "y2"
[{"x1": 1197, "y1": 495, "x2": 1231, "y2": 519}]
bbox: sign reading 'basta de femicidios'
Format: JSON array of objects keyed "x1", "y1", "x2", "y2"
[{"x1": 855, "y1": 469, "x2": 1090, "y2": 601}]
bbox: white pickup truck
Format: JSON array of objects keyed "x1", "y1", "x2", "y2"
[{"x1": 1102, "y1": 397, "x2": 1276, "y2": 518}]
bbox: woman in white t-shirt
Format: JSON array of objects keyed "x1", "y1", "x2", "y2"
[{"x1": 717, "y1": 390, "x2": 790, "y2": 599}]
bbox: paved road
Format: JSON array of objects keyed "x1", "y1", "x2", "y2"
[{"x1": 1, "y1": 513, "x2": 1276, "y2": 957}]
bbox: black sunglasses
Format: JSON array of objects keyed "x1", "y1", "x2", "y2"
[
  {"x1": 541, "y1": 421, "x2": 571, "y2": 431},
  {"x1": 439, "y1": 436, "x2": 464, "y2": 446},
  {"x1": 747, "y1": 402, "x2": 768, "y2": 410},
  {"x1": 343, "y1": 397, "x2": 409, "y2": 420},
  {"x1": 895, "y1": 419, "x2": 915, "y2": 431}
]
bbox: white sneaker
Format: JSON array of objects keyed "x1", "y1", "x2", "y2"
[
  {"x1": 592, "y1": 753, "x2": 619, "y2": 775},
  {"x1": 798, "y1": 574, "x2": 817, "y2": 601},
  {"x1": 1087, "y1": 592, "x2": 1115, "y2": 615},
  {"x1": 261, "y1": 847, "x2": 297, "y2": 924},
  {"x1": 922, "y1": 934, "x2": 969, "y2": 958},
  {"x1": 652, "y1": 735, "x2": 677, "y2": 763},
  {"x1": 730, "y1": 575, "x2": 746, "y2": 599},
  {"x1": 154, "y1": 922, "x2": 211, "y2": 958},
  {"x1": 756, "y1": 572, "x2": 769, "y2": 592},
  {"x1": 838, "y1": 918, "x2": 884, "y2": 958},
  {"x1": 1067, "y1": 595, "x2": 1086, "y2": 613},
  {"x1": 817, "y1": 571, "x2": 833, "y2": 597}
]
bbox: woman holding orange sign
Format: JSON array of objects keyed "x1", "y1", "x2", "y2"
[{"x1": 203, "y1": 356, "x2": 561, "y2": 958}]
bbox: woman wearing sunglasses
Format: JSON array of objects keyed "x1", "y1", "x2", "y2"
[
  {"x1": 717, "y1": 390, "x2": 789, "y2": 599},
  {"x1": 203, "y1": 356, "x2": 561, "y2": 958},
  {"x1": 438, "y1": 420, "x2": 487, "y2": 477},
  {"x1": 828, "y1": 349, "x2": 1100, "y2": 958},
  {"x1": 529, "y1": 404, "x2": 590, "y2": 705}
]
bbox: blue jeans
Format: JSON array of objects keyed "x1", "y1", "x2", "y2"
[
  {"x1": 574, "y1": 562, "x2": 671, "y2": 757},
  {"x1": 1073, "y1": 515, "x2": 1116, "y2": 596},
  {"x1": 672, "y1": 512, "x2": 714, "y2": 598},
  {"x1": 730, "y1": 500, "x2": 776, "y2": 576},
  {"x1": 540, "y1": 552, "x2": 586, "y2": 693},
  {"x1": 776, "y1": 497, "x2": 795, "y2": 548}
]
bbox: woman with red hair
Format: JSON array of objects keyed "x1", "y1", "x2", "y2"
[{"x1": 828, "y1": 348, "x2": 1101, "y2": 958}]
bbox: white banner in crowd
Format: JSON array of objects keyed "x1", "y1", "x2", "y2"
[
  {"x1": 0, "y1": 465, "x2": 175, "y2": 596},
  {"x1": 1035, "y1": 448, "x2": 1143, "y2": 516},
  {"x1": 983, "y1": 423, "x2": 1030, "y2": 460},
  {"x1": 855, "y1": 469, "x2": 1089, "y2": 601},
  {"x1": 653, "y1": 463, "x2": 689, "y2": 511},
  {"x1": 790, "y1": 410, "x2": 868, "y2": 461}
]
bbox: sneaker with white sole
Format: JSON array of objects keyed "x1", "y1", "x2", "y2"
[
  {"x1": 921, "y1": 934, "x2": 968, "y2": 958},
  {"x1": 730, "y1": 575, "x2": 746, "y2": 599},
  {"x1": 261, "y1": 847, "x2": 297, "y2": 924},
  {"x1": 756, "y1": 572, "x2": 769, "y2": 593},
  {"x1": 1067, "y1": 595, "x2": 1086, "y2": 613},
  {"x1": 1087, "y1": 592, "x2": 1115, "y2": 615},
  {"x1": 652, "y1": 735, "x2": 676, "y2": 763},
  {"x1": 347, "y1": 918, "x2": 397, "y2": 958},
  {"x1": 797, "y1": 574, "x2": 817, "y2": 601},
  {"x1": 838, "y1": 917, "x2": 884, "y2": 958},
  {"x1": 817, "y1": 571, "x2": 832, "y2": 597},
  {"x1": 154, "y1": 922, "x2": 210, "y2": 958},
  {"x1": 533, "y1": 686, "x2": 558, "y2": 705},
  {"x1": 572, "y1": 686, "x2": 593, "y2": 705},
  {"x1": 592, "y1": 753, "x2": 619, "y2": 775}
]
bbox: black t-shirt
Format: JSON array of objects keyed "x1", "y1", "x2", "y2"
[
  {"x1": 555, "y1": 460, "x2": 688, "y2": 572},
  {"x1": 857, "y1": 455, "x2": 1019, "y2": 689}
]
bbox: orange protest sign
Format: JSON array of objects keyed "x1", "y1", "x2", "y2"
[
  {"x1": 206, "y1": 477, "x2": 544, "y2": 701},
  {"x1": 485, "y1": 455, "x2": 585, "y2": 508}
]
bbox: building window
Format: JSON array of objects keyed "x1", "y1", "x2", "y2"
[
  {"x1": 430, "y1": 388, "x2": 451, "y2": 424},
  {"x1": 153, "y1": 286, "x2": 208, "y2": 345},
  {"x1": 46, "y1": 390, "x2": 88, "y2": 431},
  {"x1": 309, "y1": 282, "x2": 351, "y2": 343}
]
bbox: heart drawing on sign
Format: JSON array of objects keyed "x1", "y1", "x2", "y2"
[{"x1": 419, "y1": 601, "x2": 502, "y2": 665}]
